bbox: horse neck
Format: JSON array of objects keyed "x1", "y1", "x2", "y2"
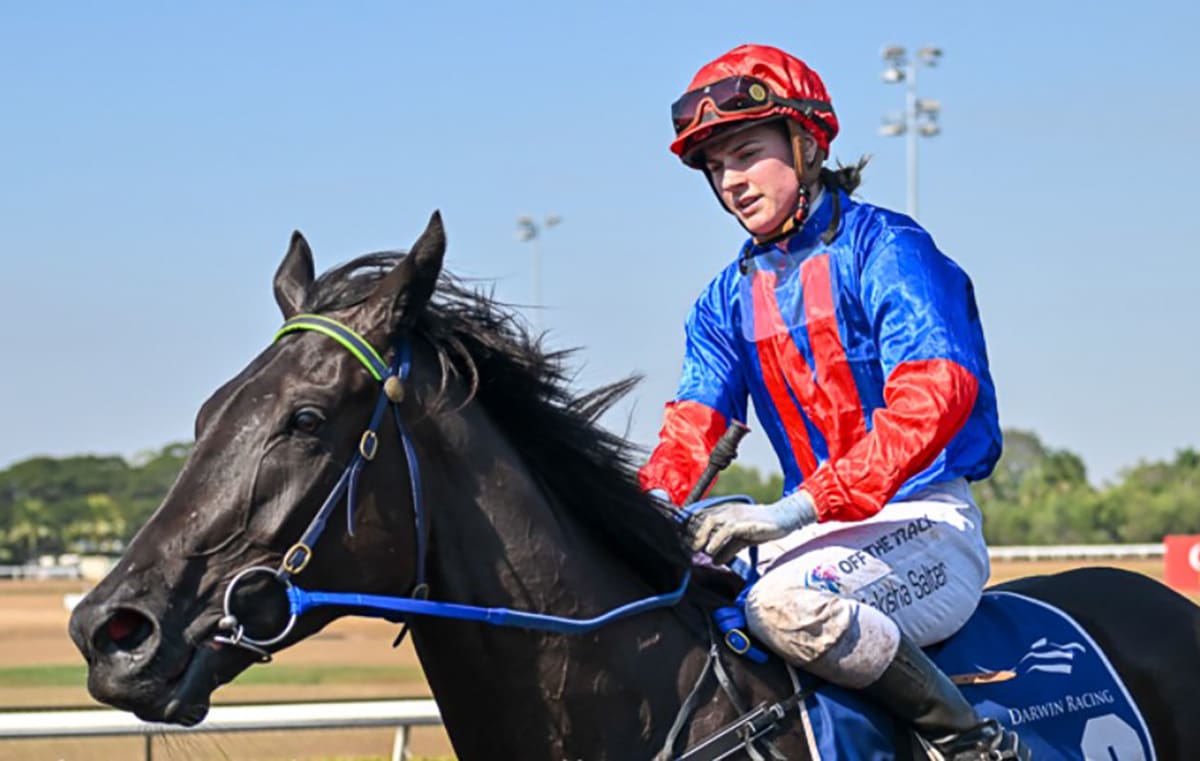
[
  {"x1": 405, "y1": 402, "x2": 716, "y2": 760},
  {"x1": 406, "y1": 388, "x2": 685, "y2": 607}
]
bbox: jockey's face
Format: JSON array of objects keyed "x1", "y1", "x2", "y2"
[{"x1": 703, "y1": 122, "x2": 800, "y2": 237}]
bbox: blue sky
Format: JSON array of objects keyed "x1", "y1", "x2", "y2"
[{"x1": 1, "y1": 1, "x2": 1197, "y2": 485}]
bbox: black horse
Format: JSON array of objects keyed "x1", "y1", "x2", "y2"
[{"x1": 69, "y1": 213, "x2": 1200, "y2": 759}]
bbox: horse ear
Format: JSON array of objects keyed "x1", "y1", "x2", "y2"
[
  {"x1": 369, "y1": 211, "x2": 446, "y2": 334},
  {"x1": 274, "y1": 231, "x2": 315, "y2": 319}
]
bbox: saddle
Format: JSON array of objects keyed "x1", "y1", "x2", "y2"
[{"x1": 690, "y1": 580, "x2": 1155, "y2": 761}]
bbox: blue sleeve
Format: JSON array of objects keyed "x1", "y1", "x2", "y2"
[
  {"x1": 859, "y1": 225, "x2": 989, "y2": 377},
  {"x1": 675, "y1": 274, "x2": 749, "y2": 423},
  {"x1": 640, "y1": 272, "x2": 749, "y2": 503},
  {"x1": 805, "y1": 221, "x2": 994, "y2": 522}
]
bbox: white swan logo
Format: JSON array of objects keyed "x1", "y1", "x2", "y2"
[{"x1": 979, "y1": 637, "x2": 1087, "y2": 677}]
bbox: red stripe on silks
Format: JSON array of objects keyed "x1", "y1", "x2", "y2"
[
  {"x1": 750, "y1": 270, "x2": 819, "y2": 478},
  {"x1": 639, "y1": 400, "x2": 727, "y2": 506},
  {"x1": 801, "y1": 254, "x2": 866, "y2": 457},
  {"x1": 804, "y1": 358, "x2": 979, "y2": 522}
]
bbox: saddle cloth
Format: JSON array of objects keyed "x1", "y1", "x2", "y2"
[{"x1": 797, "y1": 590, "x2": 1155, "y2": 760}]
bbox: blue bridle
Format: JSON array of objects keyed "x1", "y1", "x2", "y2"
[{"x1": 214, "y1": 314, "x2": 691, "y2": 662}]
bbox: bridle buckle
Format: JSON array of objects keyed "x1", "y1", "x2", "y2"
[
  {"x1": 724, "y1": 628, "x2": 752, "y2": 655},
  {"x1": 359, "y1": 430, "x2": 379, "y2": 460},
  {"x1": 282, "y1": 543, "x2": 312, "y2": 575}
]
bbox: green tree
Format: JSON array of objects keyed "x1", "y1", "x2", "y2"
[
  {"x1": 0, "y1": 456, "x2": 130, "y2": 561},
  {"x1": 710, "y1": 463, "x2": 785, "y2": 504},
  {"x1": 6, "y1": 498, "x2": 54, "y2": 562},
  {"x1": 970, "y1": 430, "x2": 1114, "y2": 545},
  {"x1": 1105, "y1": 448, "x2": 1200, "y2": 541},
  {"x1": 0, "y1": 443, "x2": 191, "y2": 560},
  {"x1": 972, "y1": 429, "x2": 1062, "y2": 504},
  {"x1": 62, "y1": 493, "x2": 128, "y2": 553}
]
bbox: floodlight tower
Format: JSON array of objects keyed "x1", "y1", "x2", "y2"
[
  {"x1": 515, "y1": 213, "x2": 562, "y2": 329},
  {"x1": 880, "y1": 45, "x2": 943, "y2": 218}
]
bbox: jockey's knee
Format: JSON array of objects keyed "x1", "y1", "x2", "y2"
[
  {"x1": 745, "y1": 574, "x2": 900, "y2": 689},
  {"x1": 745, "y1": 579, "x2": 851, "y2": 663}
]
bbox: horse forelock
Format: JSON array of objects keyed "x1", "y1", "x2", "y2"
[{"x1": 302, "y1": 251, "x2": 693, "y2": 591}]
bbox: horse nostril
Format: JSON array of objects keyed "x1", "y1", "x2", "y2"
[{"x1": 96, "y1": 608, "x2": 155, "y2": 654}]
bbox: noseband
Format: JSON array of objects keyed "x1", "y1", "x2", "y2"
[{"x1": 215, "y1": 313, "x2": 690, "y2": 663}]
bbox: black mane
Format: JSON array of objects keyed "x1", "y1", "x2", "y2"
[{"x1": 305, "y1": 253, "x2": 691, "y2": 590}]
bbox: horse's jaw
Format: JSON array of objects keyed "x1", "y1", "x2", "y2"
[
  {"x1": 157, "y1": 644, "x2": 238, "y2": 725},
  {"x1": 84, "y1": 639, "x2": 254, "y2": 727}
]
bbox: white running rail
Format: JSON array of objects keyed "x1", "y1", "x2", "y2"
[
  {"x1": 0, "y1": 698, "x2": 442, "y2": 761},
  {"x1": 989, "y1": 543, "x2": 1164, "y2": 561}
]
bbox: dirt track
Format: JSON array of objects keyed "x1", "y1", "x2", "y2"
[
  {"x1": 0, "y1": 579, "x2": 446, "y2": 760},
  {"x1": 1, "y1": 559, "x2": 1192, "y2": 760}
]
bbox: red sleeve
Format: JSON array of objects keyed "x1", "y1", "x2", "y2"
[
  {"x1": 638, "y1": 400, "x2": 727, "y2": 505},
  {"x1": 803, "y1": 358, "x2": 978, "y2": 522}
]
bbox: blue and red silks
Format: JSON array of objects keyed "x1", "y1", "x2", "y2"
[{"x1": 640, "y1": 189, "x2": 1000, "y2": 521}]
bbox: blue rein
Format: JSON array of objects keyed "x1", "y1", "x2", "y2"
[
  {"x1": 215, "y1": 314, "x2": 692, "y2": 661},
  {"x1": 287, "y1": 572, "x2": 691, "y2": 634}
]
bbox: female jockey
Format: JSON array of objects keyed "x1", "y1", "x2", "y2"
[{"x1": 640, "y1": 44, "x2": 1027, "y2": 761}]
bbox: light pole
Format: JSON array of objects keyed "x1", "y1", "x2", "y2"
[
  {"x1": 880, "y1": 45, "x2": 943, "y2": 219},
  {"x1": 515, "y1": 213, "x2": 562, "y2": 329}
]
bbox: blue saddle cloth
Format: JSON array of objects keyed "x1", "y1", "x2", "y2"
[{"x1": 800, "y1": 590, "x2": 1155, "y2": 760}]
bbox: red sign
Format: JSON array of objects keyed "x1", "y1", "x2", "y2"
[{"x1": 1164, "y1": 535, "x2": 1200, "y2": 592}]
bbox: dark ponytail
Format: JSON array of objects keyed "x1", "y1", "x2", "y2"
[
  {"x1": 816, "y1": 155, "x2": 869, "y2": 244},
  {"x1": 820, "y1": 155, "x2": 870, "y2": 195}
]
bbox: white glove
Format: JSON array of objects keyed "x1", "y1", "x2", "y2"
[{"x1": 686, "y1": 491, "x2": 817, "y2": 565}]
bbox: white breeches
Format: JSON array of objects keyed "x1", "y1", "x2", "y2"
[{"x1": 742, "y1": 479, "x2": 989, "y2": 688}]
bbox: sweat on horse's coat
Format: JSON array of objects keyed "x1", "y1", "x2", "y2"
[{"x1": 67, "y1": 214, "x2": 1200, "y2": 760}]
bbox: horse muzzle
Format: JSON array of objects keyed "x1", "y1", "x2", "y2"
[{"x1": 68, "y1": 592, "x2": 246, "y2": 724}]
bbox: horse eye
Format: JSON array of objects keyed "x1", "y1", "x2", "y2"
[{"x1": 290, "y1": 407, "x2": 325, "y2": 435}]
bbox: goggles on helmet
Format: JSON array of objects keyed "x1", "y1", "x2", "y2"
[{"x1": 670, "y1": 76, "x2": 834, "y2": 138}]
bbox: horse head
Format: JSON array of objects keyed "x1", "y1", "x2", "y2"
[{"x1": 68, "y1": 213, "x2": 447, "y2": 724}]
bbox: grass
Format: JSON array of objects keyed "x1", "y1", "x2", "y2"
[{"x1": 0, "y1": 663, "x2": 424, "y2": 689}]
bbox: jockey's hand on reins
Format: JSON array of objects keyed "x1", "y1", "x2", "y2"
[{"x1": 686, "y1": 491, "x2": 817, "y2": 565}]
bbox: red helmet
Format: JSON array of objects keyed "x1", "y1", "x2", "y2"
[{"x1": 670, "y1": 44, "x2": 838, "y2": 167}]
